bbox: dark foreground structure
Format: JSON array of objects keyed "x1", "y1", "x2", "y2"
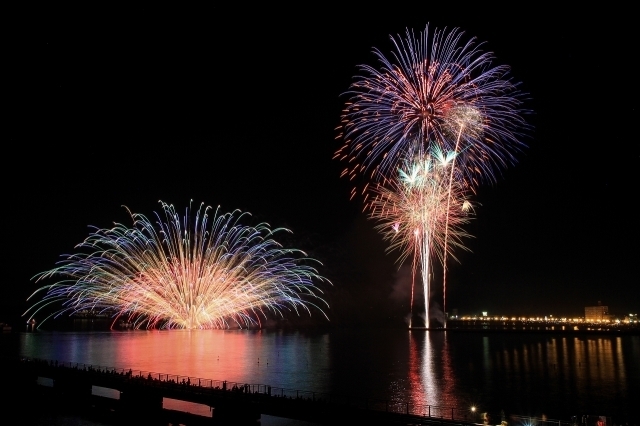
[
  {"x1": 0, "y1": 357, "x2": 506, "y2": 425},
  {"x1": 5, "y1": 357, "x2": 479, "y2": 425},
  {"x1": 3, "y1": 357, "x2": 620, "y2": 426}
]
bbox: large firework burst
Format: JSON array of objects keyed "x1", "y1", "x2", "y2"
[
  {"x1": 368, "y1": 149, "x2": 473, "y2": 327},
  {"x1": 335, "y1": 24, "x2": 529, "y2": 327},
  {"x1": 25, "y1": 201, "x2": 330, "y2": 329},
  {"x1": 335, "y1": 24, "x2": 529, "y2": 193}
]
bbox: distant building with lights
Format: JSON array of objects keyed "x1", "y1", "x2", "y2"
[
  {"x1": 624, "y1": 313, "x2": 638, "y2": 324},
  {"x1": 585, "y1": 301, "x2": 610, "y2": 322}
]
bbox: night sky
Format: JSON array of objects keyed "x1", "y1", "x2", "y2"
[{"x1": 5, "y1": 5, "x2": 638, "y2": 328}]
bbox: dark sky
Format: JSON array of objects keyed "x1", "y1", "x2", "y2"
[{"x1": 5, "y1": 5, "x2": 638, "y2": 327}]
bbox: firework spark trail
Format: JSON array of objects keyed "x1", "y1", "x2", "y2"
[
  {"x1": 25, "y1": 201, "x2": 330, "y2": 329},
  {"x1": 441, "y1": 104, "x2": 484, "y2": 322},
  {"x1": 368, "y1": 151, "x2": 473, "y2": 328}
]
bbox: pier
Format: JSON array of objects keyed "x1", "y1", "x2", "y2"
[{"x1": 7, "y1": 357, "x2": 488, "y2": 425}]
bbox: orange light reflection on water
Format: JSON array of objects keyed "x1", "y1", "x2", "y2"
[{"x1": 114, "y1": 329, "x2": 256, "y2": 381}]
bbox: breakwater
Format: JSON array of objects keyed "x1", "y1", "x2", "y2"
[{"x1": 442, "y1": 318, "x2": 639, "y2": 334}]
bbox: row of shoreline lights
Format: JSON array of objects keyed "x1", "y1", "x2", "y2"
[{"x1": 457, "y1": 315, "x2": 638, "y2": 323}]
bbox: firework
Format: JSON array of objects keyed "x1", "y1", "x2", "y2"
[
  {"x1": 335, "y1": 24, "x2": 529, "y2": 192},
  {"x1": 336, "y1": 24, "x2": 529, "y2": 327},
  {"x1": 368, "y1": 149, "x2": 473, "y2": 328},
  {"x1": 25, "y1": 201, "x2": 330, "y2": 329}
]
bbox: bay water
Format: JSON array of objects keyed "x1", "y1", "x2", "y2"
[{"x1": 2, "y1": 328, "x2": 638, "y2": 425}]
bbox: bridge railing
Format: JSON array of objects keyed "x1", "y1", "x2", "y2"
[{"x1": 21, "y1": 357, "x2": 479, "y2": 422}]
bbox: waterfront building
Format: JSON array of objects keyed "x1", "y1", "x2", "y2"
[{"x1": 585, "y1": 302, "x2": 610, "y2": 322}]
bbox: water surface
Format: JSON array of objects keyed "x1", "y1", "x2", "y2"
[{"x1": 4, "y1": 328, "x2": 638, "y2": 424}]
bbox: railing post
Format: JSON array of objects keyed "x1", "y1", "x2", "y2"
[
  {"x1": 406, "y1": 402, "x2": 409, "y2": 414},
  {"x1": 429, "y1": 405, "x2": 431, "y2": 417}
]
